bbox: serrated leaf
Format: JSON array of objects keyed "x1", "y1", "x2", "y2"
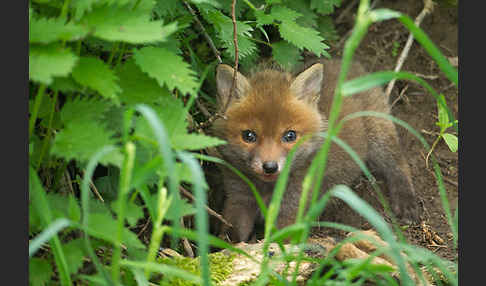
[
  {"x1": 63, "y1": 239, "x2": 85, "y2": 275},
  {"x1": 317, "y1": 16, "x2": 339, "y2": 42},
  {"x1": 50, "y1": 76, "x2": 84, "y2": 94},
  {"x1": 272, "y1": 41, "x2": 303, "y2": 69},
  {"x1": 279, "y1": 20, "x2": 329, "y2": 57},
  {"x1": 29, "y1": 45, "x2": 78, "y2": 85},
  {"x1": 51, "y1": 118, "x2": 122, "y2": 166},
  {"x1": 285, "y1": 1, "x2": 318, "y2": 27},
  {"x1": 311, "y1": 0, "x2": 342, "y2": 15},
  {"x1": 254, "y1": 10, "x2": 275, "y2": 26},
  {"x1": 133, "y1": 47, "x2": 199, "y2": 95},
  {"x1": 29, "y1": 258, "x2": 53, "y2": 286},
  {"x1": 172, "y1": 133, "x2": 226, "y2": 151},
  {"x1": 80, "y1": 4, "x2": 178, "y2": 44},
  {"x1": 72, "y1": 0, "x2": 141, "y2": 21},
  {"x1": 86, "y1": 213, "x2": 145, "y2": 249},
  {"x1": 163, "y1": 196, "x2": 196, "y2": 221},
  {"x1": 71, "y1": 57, "x2": 121, "y2": 101},
  {"x1": 203, "y1": 8, "x2": 257, "y2": 60},
  {"x1": 270, "y1": 6, "x2": 302, "y2": 22},
  {"x1": 115, "y1": 59, "x2": 171, "y2": 106},
  {"x1": 29, "y1": 17, "x2": 88, "y2": 44},
  {"x1": 60, "y1": 97, "x2": 113, "y2": 125},
  {"x1": 442, "y1": 133, "x2": 458, "y2": 152},
  {"x1": 111, "y1": 199, "x2": 145, "y2": 227}
]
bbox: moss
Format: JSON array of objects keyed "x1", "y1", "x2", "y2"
[{"x1": 157, "y1": 252, "x2": 236, "y2": 286}]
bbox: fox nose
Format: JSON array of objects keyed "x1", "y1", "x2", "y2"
[{"x1": 262, "y1": 161, "x2": 279, "y2": 174}]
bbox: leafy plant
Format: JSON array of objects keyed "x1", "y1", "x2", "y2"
[{"x1": 29, "y1": 0, "x2": 457, "y2": 285}]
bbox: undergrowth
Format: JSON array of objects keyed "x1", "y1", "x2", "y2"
[{"x1": 29, "y1": 0, "x2": 458, "y2": 285}]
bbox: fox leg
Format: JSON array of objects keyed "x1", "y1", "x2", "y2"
[
  {"x1": 366, "y1": 118, "x2": 421, "y2": 223},
  {"x1": 221, "y1": 192, "x2": 258, "y2": 242}
]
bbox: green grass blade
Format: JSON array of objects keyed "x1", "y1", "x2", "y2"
[
  {"x1": 398, "y1": 15, "x2": 458, "y2": 86},
  {"x1": 177, "y1": 151, "x2": 211, "y2": 286},
  {"x1": 120, "y1": 260, "x2": 202, "y2": 284},
  {"x1": 80, "y1": 145, "x2": 118, "y2": 286},
  {"x1": 29, "y1": 166, "x2": 72, "y2": 286},
  {"x1": 29, "y1": 218, "x2": 71, "y2": 257},
  {"x1": 341, "y1": 70, "x2": 457, "y2": 133},
  {"x1": 341, "y1": 111, "x2": 457, "y2": 246},
  {"x1": 331, "y1": 185, "x2": 414, "y2": 286}
]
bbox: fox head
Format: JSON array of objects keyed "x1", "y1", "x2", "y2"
[{"x1": 213, "y1": 63, "x2": 327, "y2": 182}]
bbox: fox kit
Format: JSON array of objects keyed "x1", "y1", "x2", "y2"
[{"x1": 211, "y1": 59, "x2": 420, "y2": 242}]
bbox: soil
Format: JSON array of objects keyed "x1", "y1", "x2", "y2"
[{"x1": 206, "y1": 0, "x2": 458, "y2": 264}]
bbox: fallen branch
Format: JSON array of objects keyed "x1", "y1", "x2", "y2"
[
  {"x1": 222, "y1": 0, "x2": 239, "y2": 114},
  {"x1": 179, "y1": 186, "x2": 233, "y2": 228},
  {"x1": 384, "y1": 0, "x2": 435, "y2": 99}
]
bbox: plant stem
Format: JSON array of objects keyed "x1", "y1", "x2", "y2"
[
  {"x1": 107, "y1": 42, "x2": 120, "y2": 65},
  {"x1": 29, "y1": 84, "x2": 47, "y2": 139},
  {"x1": 36, "y1": 90, "x2": 59, "y2": 171},
  {"x1": 112, "y1": 142, "x2": 136, "y2": 284},
  {"x1": 60, "y1": 0, "x2": 72, "y2": 20}
]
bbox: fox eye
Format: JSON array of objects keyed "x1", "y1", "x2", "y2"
[
  {"x1": 282, "y1": 130, "x2": 297, "y2": 143},
  {"x1": 242, "y1": 130, "x2": 257, "y2": 143}
]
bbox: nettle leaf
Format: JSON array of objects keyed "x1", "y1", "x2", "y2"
[
  {"x1": 115, "y1": 59, "x2": 171, "y2": 106},
  {"x1": 80, "y1": 3, "x2": 178, "y2": 44},
  {"x1": 111, "y1": 199, "x2": 145, "y2": 227},
  {"x1": 172, "y1": 134, "x2": 226, "y2": 151},
  {"x1": 311, "y1": 0, "x2": 342, "y2": 15},
  {"x1": 71, "y1": 57, "x2": 121, "y2": 101},
  {"x1": 29, "y1": 45, "x2": 78, "y2": 85},
  {"x1": 72, "y1": 0, "x2": 139, "y2": 21},
  {"x1": 272, "y1": 41, "x2": 303, "y2": 69},
  {"x1": 317, "y1": 16, "x2": 340, "y2": 42},
  {"x1": 63, "y1": 239, "x2": 85, "y2": 275},
  {"x1": 442, "y1": 133, "x2": 458, "y2": 152},
  {"x1": 51, "y1": 118, "x2": 123, "y2": 166},
  {"x1": 278, "y1": 20, "x2": 329, "y2": 57},
  {"x1": 133, "y1": 47, "x2": 199, "y2": 96},
  {"x1": 51, "y1": 76, "x2": 84, "y2": 94},
  {"x1": 270, "y1": 5, "x2": 302, "y2": 22},
  {"x1": 86, "y1": 212, "x2": 145, "y2": 249},
  {"x1": 29, "y1": 17, "x2": 88, "y2": 44},
  {"x1": 60, "y1": 97, "x2": 113, "y2": 125},
  {"x1": 29, "y1": 258, "x2": 53, "y2": 286},
  {"x1": 203, "y1": 9, "x2": 257, "y2": 60}
]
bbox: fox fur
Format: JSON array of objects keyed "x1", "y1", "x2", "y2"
[{"x1": 210, "y1": 59, "x2": 420, "y2": 242}]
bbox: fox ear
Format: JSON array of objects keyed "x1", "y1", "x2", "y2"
[
  {"x1": 290, "y1": 63, "x2": 323, "y2": 103},
  {"x1": 216, "y1": 64, "x2": 250, "y2": 106}
]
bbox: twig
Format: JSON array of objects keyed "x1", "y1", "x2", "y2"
[
  {"x1": 180, "y1": 218, "x2": 195, "y2": 258},
  {"x1": 384, "y1": 0, "x2": 435, "y2": 99},
  {"x1": 183, "y1": 1, "x2": 222, "y2": 64},
  {"x1": 222, "y1": 0, "x2": 239, "y2": 114},
  {"x1": 336, "y1": 0, "x2": 359, "y2": 24},
  {"x1": 390, "y1": 84, "x2": 409, "y2": 108},
  {"x1": 427, "y1": 169, "x2": 458, "y2": 187},
  {"x1": 179, "y1": 186, "x2": 233, "y2": 228},
  {"x1": 195, "y1": 99, "x2": 212, "y2": 118},
  {"x1": 64, "y1": 170, "x2": 75, "y2": 195},
  {"x1": 89, "y1": 180, "x2": 105, "y2": 202}
]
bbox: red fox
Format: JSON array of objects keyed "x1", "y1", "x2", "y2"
[{"x1": 211, "y1": 59, "x2": 420, "y2": 242}]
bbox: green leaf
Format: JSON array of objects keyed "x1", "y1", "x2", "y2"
[
  {"x1": 29, "y1": 258, "x2": 53, "y2": 286},
  {"x1": 172, "y1": 133, "x2": 226, "y2": 151},
  {"x1": 133, "y1": 47, "x2": 199, "y2": 96},
  {"x1": 51, "y1": 118, "x2": 122, "y2": 166},
  {"x1": 279, "y1": 20, "x2": 329, "y2": 57},
  {"x1": 272, "y1": 41, "x2": 303, "y2": 69},
  {"x1": 111, "y1": 199, "x2": 145, "y2": 227},
  {"x1": 270, "y1": 5, "x2": 302, "y2": 22},
  {"x1": 86, "y1": 213, "x2": 145, "y2": 249},
  {"x1": 80, "y1": 4, "x2": 178, "y2": 44},
  {"x1": 164, "y1": 197, "x2": 196, "y2": 221},
  {"x1": 60, "y1": 97, "x2": 113, "y2": 125},
  {"x1": 63, "y1": 239, "x2": 86, "y2": 275},
  {"x1": 29, "y1": 17, "x2": 88, "y2": 44},
  {"x1": 442, "y1": 133, "x2": 458, "y2": 152},
  {"x1": 202, "y1": 8, "x2": 257, "y2": 60},
  {"x1": 115, "y1": 59, "x2": 171, "y2": 106},
  {"x1": 29, "y1": 45, "x2": 78, "y2": 85},
  {"x1": 310, "y1": 0, "x2": 341, "y2": 15},
  {"x1": 437, "y1": 94, "x2": 449, "y2": 131},
  {"x1": 71, "y1": 57, "x2": 121, "y2": 101},
  {"x1": 68, "y1": 195, "x2": 81, "y2": 223}
]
